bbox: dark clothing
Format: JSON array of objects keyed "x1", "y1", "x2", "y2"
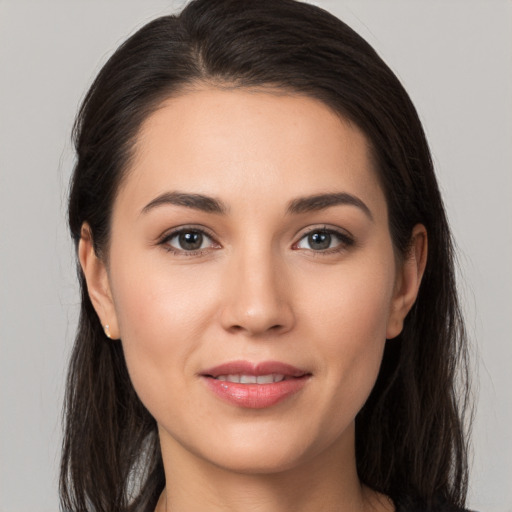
[
  {"x1": 396, "y1": 507, "x2": 473, "y2": 512},
  {"x1": 395, "y1": 496, "x2": 474, "y2": 512}
]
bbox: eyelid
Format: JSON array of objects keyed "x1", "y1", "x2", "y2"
[
  {"x1": 292, "y1": 225, "x2": 355, "y2": 252},
  {"x1": 156, "y1": 224, "x2": 354, "y2": 256},
  {"x1": 157, "y1": 224, "x2": 221, "y2": 255}
]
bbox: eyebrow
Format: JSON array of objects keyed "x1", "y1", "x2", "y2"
[
  {"x1": 286, "y1": 192, "x2": 373, "y2": 220},
  {"x1": 141, "y1": 191, "x2": 228, "y2": 215},
  {"x1": 140, "y1": 190, "x2": 373, "y2": 220}
]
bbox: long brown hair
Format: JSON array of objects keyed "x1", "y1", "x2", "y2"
[{"x1": 61, "y1": 1, "x2": 472, "y2": 510}]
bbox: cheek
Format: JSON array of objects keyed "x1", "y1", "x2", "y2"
[
  {"x1": 302, "y1": 254, "x2": 395, "y2": 400},
  {"x1": 306, "y1": 254, "x2": 395, "y2": 347},
  {"x1": 108, "y1": 254, "x2": 222, "y2": 414},
  {"x1": 111, "y1": 244, "x2": 220, "y2": 336}
]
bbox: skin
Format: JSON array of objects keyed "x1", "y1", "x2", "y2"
[{"x1": 80, "y1": 87, "x2": 427, "y2": 512}]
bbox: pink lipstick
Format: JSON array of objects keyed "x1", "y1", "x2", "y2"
[{"x1": 200, "y1": 360, "x2": 311, "y2": 409}]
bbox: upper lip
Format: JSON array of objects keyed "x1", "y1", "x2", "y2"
[{"x1": 201, "y1": 360, "x2": 310, "y2": 378}]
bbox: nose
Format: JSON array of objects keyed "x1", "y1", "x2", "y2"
[{"x1": 219, "y1": 246, "x2": 295, "y2": 337}]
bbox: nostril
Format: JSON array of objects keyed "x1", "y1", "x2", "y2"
[
  {"x1": 227, "y1": 323, "x2": 285, "y2": 335},
  {"x1": 220, "y1": 295, "x2": 295, "y2": 336}
]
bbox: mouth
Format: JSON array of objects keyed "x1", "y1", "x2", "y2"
[
  {"x1": 201, "y1": 360, "x2": 309, "y2": 381},
  {"x1": 200, "y1": 360, "x2": 311, "y2": 409},
  {"x1": 213, "y1": 374, "x2": 288, "y2": 384}
]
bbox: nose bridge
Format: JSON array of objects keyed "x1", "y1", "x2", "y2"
[{"x1": 220, "y1": 238, "x2": 294, "y2": 335}]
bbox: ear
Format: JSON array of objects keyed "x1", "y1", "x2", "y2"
[
  {"x1": 78, "y1": 223, "x2": 120, "y2": 340},
  {"x1": 386, "y1": 224, "x2": 428, "y2": 339}
]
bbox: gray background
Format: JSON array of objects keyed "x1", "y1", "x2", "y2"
[{"x1": 0, "y1": 1, "x2": 510, "y2": 510}]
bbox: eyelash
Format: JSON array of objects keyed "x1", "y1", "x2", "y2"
[
  {"x1": 158, "y1": 226, "x2": 355, "y2": 256},
  {"x1": 159, "y1": 226, "x2": 219, "y2": 256},
  {"x1": 292, "y1": 226, "x2": 355, "y2": 255}
]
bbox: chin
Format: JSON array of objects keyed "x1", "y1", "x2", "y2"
[
  {"x1": 179, "y1": 420, "x2": 345, "y2": 476},
  {"x1": 204, "y1": 443, "x2": 310, "y2": 475}
]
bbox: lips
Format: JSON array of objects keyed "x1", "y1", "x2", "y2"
[{"x1": 200, "y1": 360, "x2": 311, "y2": 409}]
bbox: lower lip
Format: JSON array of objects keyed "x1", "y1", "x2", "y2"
[{"x1": 203, "y1": 376, "x2": 309, "y2": 409}]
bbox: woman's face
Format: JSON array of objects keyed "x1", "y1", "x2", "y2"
[{"x1": 84, "y1": 87, "x2": 422, "y2": 474}]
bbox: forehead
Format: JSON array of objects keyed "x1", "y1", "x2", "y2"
[{"x1": 117, "y1": 87, "x2": 385, "y2": 217}]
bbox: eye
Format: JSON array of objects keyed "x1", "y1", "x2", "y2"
[
  {"x1": 294, "y1": 228, "x2": 353, "y2": 252},
  {"x1": 161, "y1": 228, "x2": 219, "y2": 254}
]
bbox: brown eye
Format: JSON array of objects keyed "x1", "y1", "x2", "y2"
[
  {"x1": 164, "y1": 229, "x2": 215, "y2": 252},
  {"x1": 295, "y1": 228, "x2": 354, "y2": 252},
  {"x1": 307, "y1": 232, "x2": 332, "y2": 250},
  {"x1": 177, "y1": 231, "x2": 204, "y2": 250}
]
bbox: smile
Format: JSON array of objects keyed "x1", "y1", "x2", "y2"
[
  {"x1": 215, "y1": 374, "x2": 286, "y2": 383},
  {"x1": 201, "y1": 361, "x2": 311, "y2": 409}
]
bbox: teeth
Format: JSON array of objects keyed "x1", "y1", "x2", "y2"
[
  {"x1": 256, "y1": 375, "x2": 274, "y2": 384},
  {"x1": 215, "y1": 374, "x2": 285, "y2": 384}
]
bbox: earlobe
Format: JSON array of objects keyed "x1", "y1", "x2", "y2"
[
  {"x1": 78, "y1": 223, "x2": 120, "y2": 340},
  {"x1": 386, "y1": 224, "x2": 428, "y2": 339}
]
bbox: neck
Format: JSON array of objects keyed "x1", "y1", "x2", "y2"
[{"x1": 155, "y1": 424, "x2": 393, "y2": 512}]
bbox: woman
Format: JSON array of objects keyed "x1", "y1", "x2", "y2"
[{"x1": 60, "y1": 0, "x2": 472, "y2": 511}]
